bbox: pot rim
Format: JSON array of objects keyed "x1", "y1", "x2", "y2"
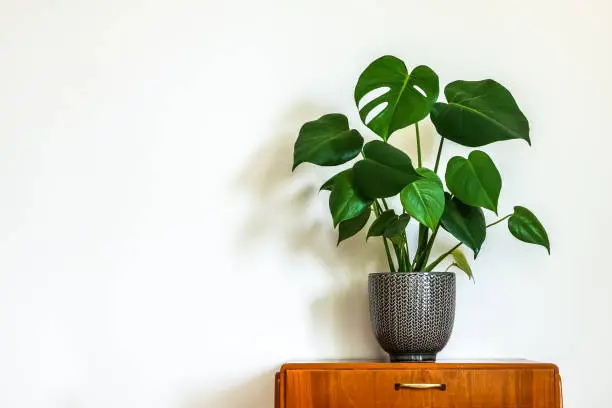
[{"x1": 368, "y1": 271, "x2": 454, "y2": 276}]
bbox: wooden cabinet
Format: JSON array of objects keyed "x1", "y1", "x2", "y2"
[{"x1": 275, "y1": 361, "x2": 562, "y2": 408}]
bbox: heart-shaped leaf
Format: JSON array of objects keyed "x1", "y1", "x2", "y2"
[
  {"x1": 400, "y1": 168, "x2": 445, "y2": 230},
  {"x1": 430, "y1": 79, "x2": 530, "y2": 147},
  {"x1": 451, "y1": 249, "x2": 474, "y2": 280},
  {"x1": 354, "y1": 56, "x2": 439, "y2": 141},
  {"x1": 445, "y1": 150, "x2": 502, "y2": 213},
  {"x1": 367, "y1": 210, "x2": 396, "y2": 238},
  {"x1": 508, "y1": 206, "x2": 550, "y2": 253},
  {"x1": 320, "y1": 175, "x2": 335, "y2": 192},
  {"x1": 327, "y1": 170, "x2": 372, "y2": 227},
  {"x1": 293, "y1": 114, "x2": 364, "y2": 170},
  {"x1": 320, "y1": 170, "x2": 345, "y2": 192},
  {"x1": 353, "y1": 141, "x2": 421, "y2": 198},
  {"x1": 337, "y1": 207, "x2": 371, "y2": 245},
  {"x1": 385, "y1": 214, "x2": 411, "y2": 238},
  {"x1": 367, "y1": 210, "x2": 410, "y2": 240},
  {"x1": 440, "y1": 194, "x2": 486, "y2": 257}
]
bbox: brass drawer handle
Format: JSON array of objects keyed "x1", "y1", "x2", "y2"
[{"x1": 395, "y1": 383, "x2": 447, "y2": 391}]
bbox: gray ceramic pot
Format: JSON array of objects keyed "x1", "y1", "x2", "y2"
[{"x1": 368, "y1": 272, "x2": 456, "y2": 362}]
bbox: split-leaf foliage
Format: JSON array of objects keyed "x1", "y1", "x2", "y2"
[{"x1": 292, "y1": 56, "x2": 550, "y2": 278}]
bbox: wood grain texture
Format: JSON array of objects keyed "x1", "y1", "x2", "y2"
[
  {"x1": 277, "y1": 361, "x2": 561, "y2": 408},
  {"x1": 556, "y1": 374, "x2": 563, "y2": 408},
  {"x1": 280, "y1": 360, "x2": 559, "y2": 372},
  {"x1": 275, "y1": 372, "x2": 280, "y2": 408}
]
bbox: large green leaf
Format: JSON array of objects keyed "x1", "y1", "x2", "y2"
[
  {"x1": 445, "y1": 151, "x2": 502, "y2": 213},
  {"x1": 400, "y1": 168, "x2": 445, "y2": 230},
  {"x1": 440, "y1": 194, "x2": 486, "y2": 257},
  {"x1": 367, "y1": 210, "x2": 396, "y2": 238},
  {"x1": 293, "y1": 114, "x2": 364, "y2": 170},
  {"x1": 320, "y1": 175, "x2": 335, "y2": 192},
  {"x1": 367, "y1": 210, "x2": 410, "y2": 240},
  {"x1": 430, "y1": 79, "x2": 530, "y2": 147},
  {"x1": 353, "y1": 141, "x2": 421, "y2": 198},
  {"x1": 508, "y1": 206, "x2": 550, "y2": 253},
  {"x1": 354, "y1": 56, "x2": 439, "y2": 141},
  {"x1": 326, "y1": 170, "x2": 372, "y2": 227},
  {"x1": 451, "y1": 249, "x2": 474, "y2": 280},
  {"x1": 320, "y1": 170, "x2": 346, "y2": 192},
  {"x1": 385, "y1": 214, "x2": 411, "y2": 239},
  {"x1": 337, "y1": 207, "x2": 371, "y2": 245}
]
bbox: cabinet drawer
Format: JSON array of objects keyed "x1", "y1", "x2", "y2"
[
  {"x1": 376, "y1": 369, "x2": 555, "y2": 407},
  {"x1": 285, "y1": 368, "x2": 556, "y2": 408},
  {"x1": 285, "y1": 370, "x2": 375, "y2": 408}
]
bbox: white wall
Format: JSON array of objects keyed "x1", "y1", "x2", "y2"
[{"x1": 0, "y1": 0, "x2": 610, "y2": 407}]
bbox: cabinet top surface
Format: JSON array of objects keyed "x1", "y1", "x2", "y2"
[{"x1": 280, "y1": 360, "x2": 558, "y2": 372}]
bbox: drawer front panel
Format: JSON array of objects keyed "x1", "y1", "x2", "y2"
[
  {"x1": 376, "y1": 369, "x2": 555, "y2": 408},
  {"x1": 285, "y1": 370, "x2": 375, "y2": 408},
  {"x1": 285, "y1": 368, "x2": 555, "y2": 408}
]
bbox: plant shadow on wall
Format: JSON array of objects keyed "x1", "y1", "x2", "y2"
[
  {"x1": 235, "y1": 102, "x2": 386, "y2": 359},
  {"x1": 235, "y1": 53, "x2": 551, "y2": 369}
]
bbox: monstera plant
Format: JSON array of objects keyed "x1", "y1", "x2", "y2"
[{"x1": 292, "y1": 55, "x2": 550, "y2": 277}]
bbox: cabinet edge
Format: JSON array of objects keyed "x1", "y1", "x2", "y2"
[{"x1": 279, "y1": 362, "x2": 560, "y2": 372}]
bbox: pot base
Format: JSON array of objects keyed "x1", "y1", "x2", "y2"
[{"x1": 390, "y1": 353, "x2": 437, "y2": 362}]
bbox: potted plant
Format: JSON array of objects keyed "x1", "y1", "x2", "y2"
[{"x1": 291, "y1": 55, "x2": 550, "y2": 362}]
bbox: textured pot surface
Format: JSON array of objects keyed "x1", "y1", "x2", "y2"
[{"x1": 368, "y1": 272, "x2": 456, "y2": 362}]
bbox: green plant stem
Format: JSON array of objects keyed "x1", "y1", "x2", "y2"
[
  {"x1": 397, "y1": 245, "x2": 407, "y2": 272},
  {"x1": 383, "y1": 239, "x2": 395, "y2": 272},
  {"x1": 414, "y1": 224, "x2": 429, "y2": 269},
  {"x1": 376, "y1": 198, "x2": 404, "y2": 271},
  {"x1": 415, "y1": 122, "x2": 422, "y2": 167},
  {"x1": 487, "y1": 213, "x2": 511, "y2": 228},
  {"x1": 383, "y1": 239, "x2": 396, "y2": 272},
  {"x1": 374, "y1": 201, "x2": 396, "y2": 272},
  {"x1": 417, "y1": 225, "x2": 440, "y2": 270},
  {"x1": 425, "y1": 242, "x2": 462, "y2": 272},
  {"x1": 403, "y1": 231, "x2": 412, "y2": 271},
  {"x1": 393, "y1": 243, "x2": 401, "y2": 269},
  {"x1": 445, "y1": 263, "x2": 458, "y2": 272},
  {"x1": 433, "y1": 137, "x2": 445, "y2": 173},
  {"x1": 424, "y1": 213, "x2": 513, "y2": 271}
]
